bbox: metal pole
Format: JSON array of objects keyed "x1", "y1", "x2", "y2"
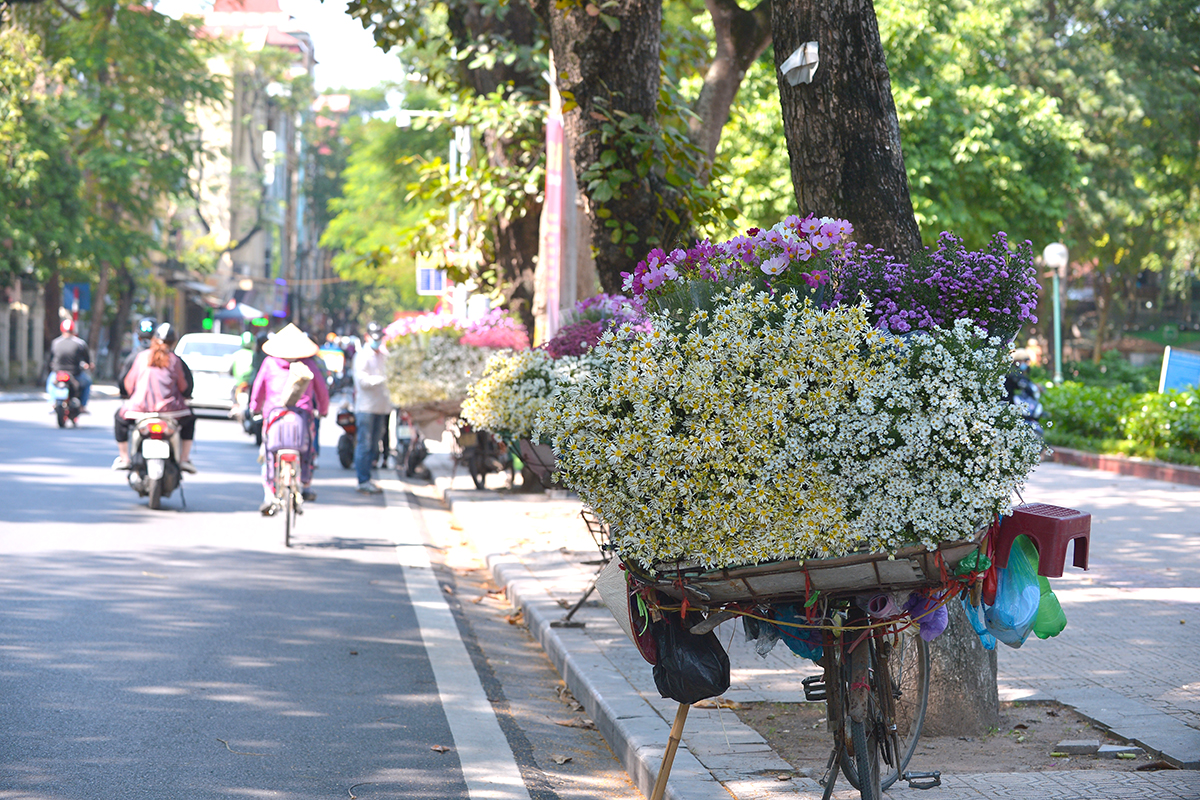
[{"x1": 1052, "y1": 269, "x2": 1063, "y2": 384}]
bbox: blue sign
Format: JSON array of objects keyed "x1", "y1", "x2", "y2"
[
  {"x1": 416, "y1": 266, "x2": 447, "y2": 296},
  {"x1": 1158, "y1": 346, "x2": 1200, "y2": 392},
  {"x1": 62, "y1": 283, "x2": 91, "y2": 312}
]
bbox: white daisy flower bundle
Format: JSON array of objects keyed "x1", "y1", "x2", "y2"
[{"x1": 537, "y1": 283, "x2": 1042, "y2": 571}]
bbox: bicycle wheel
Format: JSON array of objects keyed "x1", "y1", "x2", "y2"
[
  {"x1": 278, "y1": 459, "x2": 295, "y2": 547},
  {"x1": 880, "y1": 632, "x2": 929, "y2": 787},
  {"x1": 840, "y1": 633, "x2": 929, "y2": 792},
  {"x1": 842, "y1": 639, "x2": 883, "y2": 800}
]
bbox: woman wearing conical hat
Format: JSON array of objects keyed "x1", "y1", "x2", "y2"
[{"x1": 250, "y1": 324, "x2": 330, "y2": 515}]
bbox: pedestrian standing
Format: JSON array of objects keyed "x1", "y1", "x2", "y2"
[{"x1": 353, "y1": 322, "x2": 390, "y2": 494}]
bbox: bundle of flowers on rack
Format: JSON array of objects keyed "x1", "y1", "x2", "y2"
[
  {"x1": 543, "y1": 294, "x2": 650, "y2": 357},
  {"x1": 462, "y1": 294, "x2": 643, "y2": 440},
  {"x1": 385, "y1": 308, "x2": 529, "y2": 415},
  {"x1": 537, "y1": 214, "x2": 1044, "y2": 572}
]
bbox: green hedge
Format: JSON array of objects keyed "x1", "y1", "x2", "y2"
[{"x1": 1043, "y1": 381, "x2": 1200, "y2": 458}]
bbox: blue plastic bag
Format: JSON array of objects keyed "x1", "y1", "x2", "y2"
[
  {"x1": 772, "y1": 605, "x2": 824, "y2": 663},
  {"x1": 961, "y1": 595, "x2": 996, "y2": 650},
  {"x1": 984, "y1": 535, "x2": 1041, "y2": 648}
]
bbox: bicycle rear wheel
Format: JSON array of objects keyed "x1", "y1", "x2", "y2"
[{"x1": 277, "y1": 459, "x2": 296, "y2": 548}]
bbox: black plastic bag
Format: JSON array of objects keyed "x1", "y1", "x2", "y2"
[{"x1": 651, "y1": 615, "x2": 731, "y2": 705}]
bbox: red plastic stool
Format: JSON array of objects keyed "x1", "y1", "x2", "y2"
[{"x1": 993, "y1": 504, "x2": 1091, "y2": 578}]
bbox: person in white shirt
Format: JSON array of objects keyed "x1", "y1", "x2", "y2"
[{"x1": 352, "y1": 322, "x2": 390, "y2": 493}]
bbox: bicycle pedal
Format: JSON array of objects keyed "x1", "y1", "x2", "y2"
[
  {"x1": 903, "y1": 770, "x2": 941, "y2": 790},
  {"x1": 802, "y1": 675, "x2": 827, "y2": 702}
]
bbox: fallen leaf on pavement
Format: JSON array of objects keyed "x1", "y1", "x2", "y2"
[
  {"x1": 556, "y1": 716, "x2": 597, "y2": 730},
  {"x1": 505, "y1": 610, "x2": 524, "y2": 625},
  {"x1": 552, "y1": 755, "x2": 573, "y2": 764},
  {"x1": 693, "y1": 697, "x2": 740, "y2": 709},
  {"x1": 431, "y1": 745, "x2": 452, "y2": 753}
]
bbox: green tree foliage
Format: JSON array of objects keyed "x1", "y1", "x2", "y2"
[
  {"x1": 319, "y1": 107, "x2": 444, "y2": 313},
  {"x1": 0, "y1": 28, "x2": 82, "y2": 284},
  {"x1": 879, "y1": 0, "x2": 1084, "y2": 249},
  {"x1": 1011, "y1": 0, "x2": 1200, "y2": 356},
  {"x1": 7, "y1": 0, "x2": 224, "y2": 352}
]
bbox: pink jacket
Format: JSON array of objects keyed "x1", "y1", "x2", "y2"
[
  {"x1": 122, "y1": 351, "x2": 190, "y2": 416},
  {"x1": 250, "y1": 356, "x2": 330, "y2": 417}
]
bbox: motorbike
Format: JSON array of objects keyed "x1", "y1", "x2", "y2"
[
  {"x1": 335, "y1": 406, "x2": 356, "y2": 469},
  {"x1": 233, "y1": 382, "x2": 262, "y2": 445},
  {"x1": 1006, "y1": 370, "x2": 1046, "y2": 440},
  {"x1": 49, "y1": 371, "x2": 82, "y2": 428},
  {"x1": 126, "y1": 413, "x2": 184, "y2": 510},
  {"x1": 449, "y1": 417, "x2": 513, "y2": 489}
]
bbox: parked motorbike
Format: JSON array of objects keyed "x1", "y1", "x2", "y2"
[
  {"x1": 1006, "y1": 370, "x2": 1046, "y2": 440},
  {"x1": 450, "y1": 418, "x2": 513, "y2": 489},
  {"x1": 49, "y1": 371, "x2": 82, "y2": 428},
  {"x1": 335, "y1": 406, "x2": 356, "y2": 469},
  {"x1": 126, "y1": 413, "x2": 184, "y2": 510}
]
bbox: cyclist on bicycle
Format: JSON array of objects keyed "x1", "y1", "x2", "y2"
[{"x1": 250, "y1": 324, "x2": 329, "y2": 514}]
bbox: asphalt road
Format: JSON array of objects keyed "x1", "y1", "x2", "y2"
[{"x1": 0, "y1": 397, "x2": 630, "y2": 800}]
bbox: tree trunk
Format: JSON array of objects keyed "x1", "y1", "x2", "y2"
[
  {"x1": 43, "y1": 267, "x2": 62, "y2": 347},
  {"x1": 88, "y1": 259, "x2": 110, "y2": 357},
  {"x1": 691, "y1": 0, "x2": 773, "y2": 165},
  {"x1": 105, "y1": 264, "x2": 135, "y2": 378},
  {"x1": 1093, "y1": 268, "x2": 1112, "y2": 363},
  {"x1": 773, "y1": 0, "x2": 994, "y2": 734},
  {"x1": 924, "y1": 601, "x2": 1000, "y2": 736},
  {"x1": 771, "y1": 0, "x2": 922, "y2": 259},
  {"x1": 448, "y1": 0, "x2": 545, "y2": 334},
  {"x1": 539, "y1": 0, "x2": 667, "y2": 294}
]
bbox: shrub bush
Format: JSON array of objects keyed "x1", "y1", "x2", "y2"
[
  {"x1": 1120, "y1": 390, "x2": 1200, "y2": 450},
  {"x1": 1041, "y1": 382, "x2": 1130, "y2": 439}
]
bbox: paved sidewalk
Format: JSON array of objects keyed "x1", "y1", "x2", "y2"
[{"x1": 431, "y1": 458, "x2": 1200, "y2": 800}]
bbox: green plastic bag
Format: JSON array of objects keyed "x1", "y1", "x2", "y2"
[{"x1": 1032, "y1": 575, "x2": 1068, "y2": 639}]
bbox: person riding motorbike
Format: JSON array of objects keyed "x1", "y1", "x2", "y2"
[
  {"x1": 250, "y1": 324, "x2": 329, "y2": 514},
  {"x1": 113, "y1": 318, "x2": 194, "y2": 468},
  {"x1": 114, "y1": 323, "x2": 197, "y2": 472},
  {"x1": 45, "y1": 318, "x2": 93, "y2": 413}
]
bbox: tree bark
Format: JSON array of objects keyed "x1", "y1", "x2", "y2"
[
  {"x1": 43, "y1": 267, "x2": 62, "y2": 347},
  {"x1": 771, "y1": 0, "x2": 922, "y2": 259},
  {"x1": 924, "y1": 601, "x2": 1000, "y2": 736},
  {"x1": 1093, "y1": 268, "x2": 1112, "y2": 363},
  {"x1": 538, "y1": 0, "x2": 667, "y2": 294},
  {"x1": 447, "y1": 0, "x2": 545, "y2": 334},
  {"x1": 691, "y1": 0, "x2": 773, "y2": 165},
  {"x1": 88, "y1": 259, "x2": 109, "y2": 358},
  {"x1": 105, "y1": 264, "x2": 134, "y2": 378}
]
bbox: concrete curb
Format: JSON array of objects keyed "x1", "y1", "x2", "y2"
[{"x1": 1049, "y1": 446, "x2": 1200, "y2": 487}]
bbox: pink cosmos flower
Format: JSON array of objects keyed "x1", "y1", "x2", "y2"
[
  {"x1": 800, "y1": 217, "x2": 822, "y2": 235},
  {"x1": 811, "y1": 232, "x2": 832, "y2": 251},
  {"x1": 760, "y1": 254, "x2": 789, "y2": 276}
]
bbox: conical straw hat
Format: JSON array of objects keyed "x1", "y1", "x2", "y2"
[{"x1": 262, "y1": 323, "x2": 319, "y2": 360}]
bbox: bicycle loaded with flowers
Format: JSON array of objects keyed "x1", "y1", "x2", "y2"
[{"x1": 535, "y1": 216, "x2": 1092, "y2": 800}]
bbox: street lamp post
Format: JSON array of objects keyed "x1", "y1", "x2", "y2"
[{"x1": 1043, "y1": 243, "x2": 1069, "y2": 384}]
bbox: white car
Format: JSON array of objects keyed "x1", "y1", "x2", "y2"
[{"x1": 175, "y1": 332, "x2": 243, "y2": 411}]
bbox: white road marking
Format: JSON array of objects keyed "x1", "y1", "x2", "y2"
[{"x1": 385, "y1": 485, "x2": 533, "y2": 800}]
